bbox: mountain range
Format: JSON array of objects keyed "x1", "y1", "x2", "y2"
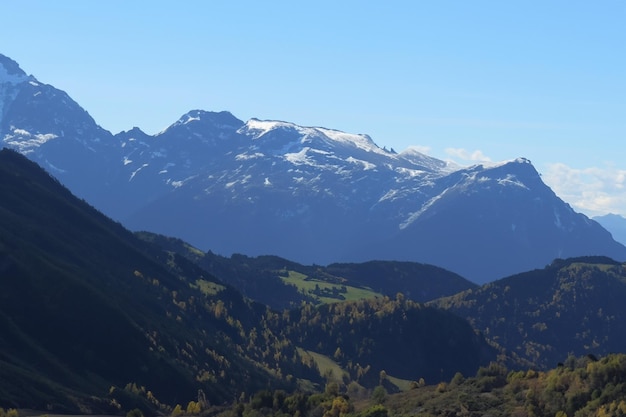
[
  {"x1": 1, "y1": 52, "x2": 625, "y2": 284},
  {"x1": 5, "y1": 146, "x2": 626, "y2": 415},
  {"x1": 0, "y1": 148, "x2": 495, "y2": 412}
]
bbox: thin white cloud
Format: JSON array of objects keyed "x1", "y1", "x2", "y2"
[
  {"x1": 444, "y1": 148, "x2": 492, "y2": 163},
  {"x1": 542, "y1": 162, "x2": 626, "y2": 217}
]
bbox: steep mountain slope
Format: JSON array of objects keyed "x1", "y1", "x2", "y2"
[
  {"x1": 365, "y1": 159, "x2": 625, "y2": 283},
  {"x1": 2, "y1": 53, "x2": 624, "y2": 284},
  {"x1": 431, "y1": 256, "x2": 626, "y2": 369},
  {"x1": 0, "y1": 148, "x2": 496, "y2": 411},
  {"x1": 0, "y1": 148, "x2": 292, "y2": 411},
  {"x1": 0, "y1": 54, "x2": 122, "y2": 216}
]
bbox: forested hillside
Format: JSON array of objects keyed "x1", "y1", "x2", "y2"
[
  {"x1": 432, "y1": 257, "x2": 626, "y2": 369},
  {"x1": 0, "y1": 148, "x2": 304, "y2": 410},
  {"x1": 0, "y1": 149, "x2": 494, "y2": 413},
  {"x1": 211, "y1": 353, "x2": 626, "y2": 417},
  {"x1": 267, "y1": 295, "x2": 494, "y2": 387},
  {"x1": 138, "y1": 232, "x2": 476, "y2": 309}
]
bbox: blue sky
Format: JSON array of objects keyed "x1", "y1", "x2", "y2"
[{"x1": 1, "y1": 1, "x2": 625, "y2": 217}]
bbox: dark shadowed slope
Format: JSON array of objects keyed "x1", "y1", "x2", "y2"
[
  {"x1": 0, "y1": 148, "x2": 497, "y2": 412},
  {"x1": 432, "y1": 256, "x2": 626, "y2": 369},
  {"x1": 0, "y1": 149, "x2": 287, "y2": 411}
]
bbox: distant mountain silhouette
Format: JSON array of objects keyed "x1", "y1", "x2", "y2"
[{"x1": 594, "y1": 213, "x2": 626, "y2": 246}]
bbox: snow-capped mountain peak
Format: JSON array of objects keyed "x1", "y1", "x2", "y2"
[
  {"x1": 160, "y1": 110, "x2": 244, "y2": 135},
  {"x1": 240, "y1": 118, "x2": 292, "y2": 137},
  {"x1": 2, "y1": 51, "x2": 625, "y2": 285},
  {"x1": 240, "y1": 118, "x2": 386, "y2": 155},
  {"x1": 313, "y1": 127, "x2": 381, "y2": 153},
  {"x1": 471, "y1": 156, "x2": 532, "y2": 170},
  {"x1": 398, "y1": 146, "x2": 462, "y2": 173},
  {"x1": 0, "y1": 54, "x2": 35, "y2": 127}
]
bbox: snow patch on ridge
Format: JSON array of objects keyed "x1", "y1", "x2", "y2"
[
  {"x1": 167, "y1": 175, "x2": 198, "y2": 189},
  {"x1": 399, "y1": 188, "x2": 451, "y2": 229},
  {"x1": 43, "y1": 159, "x2": 66, "y2": 174},
  {"x1": 3, "y1": 128, "x2": 58, "y2": 154},
  {"x1": 399, "y1": 146, "x2": 462, "y2": 173},
  {"x1": 129, "y1": 163, "x2": 149, "y2": 181},
  {"x1": 346, "y1": 156, "x2": 376, "y2": 170},
  {"x1": 477, "y1": 157, "x2": 532, "y2": 170},
  {"x1": 241, "y1": 118, "x2": 388, "y2": 156},
  {"x1": 284, "y1": 148, "x2": 311, "y2": 165},
  {"x1": 236, "y1": 152, "x2": 265, "y2": 160},
  {"x1": 283, "y1": 147, "x2": 345, "y2": 172},
  {"x1": 395, "y1": 166, "x2": 426, "y2": 177},
  {"x1": 379, "y1": 189, "x2": 401, "y2": 203},
  {"x1": 242, "y1": 119, "x2": 295, "y2": 138},
  {"x1": 315, "y1": 127, "x2": 382, "y2": 153},
  {"x1": 184, "y1": 115, "x2": 200, "y2": 124},
  {"x1": 225, "y1": 174, "x2": 252, "y2": 189},
  {"x1": 497, "y1": 174, "x2": 529, "y2": 189}
]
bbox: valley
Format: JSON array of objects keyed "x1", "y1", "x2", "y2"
[{"x1": 2, "y1": 53, "x2": 626, "y2": 417}]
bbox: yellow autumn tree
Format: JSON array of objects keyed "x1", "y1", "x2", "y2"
[
  {"x1": 186, "y1": 400, "x2": 202, "y2": 415},
  {"x1": 171, "y1": 404, "x2": 183, "y2": 417}
]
